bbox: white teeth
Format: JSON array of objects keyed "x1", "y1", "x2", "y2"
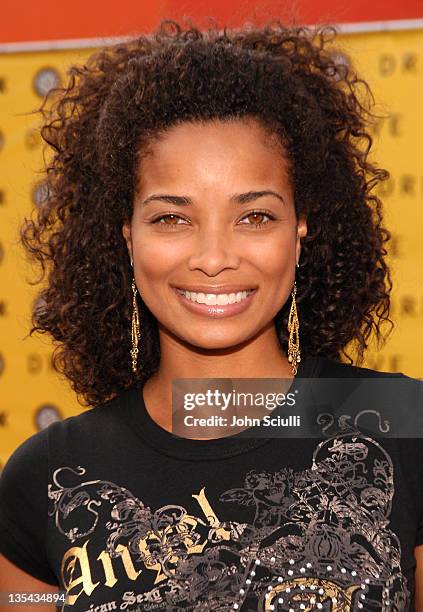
[{"x1": 177, "y1": 289, "x2": 253, "y2": 305}]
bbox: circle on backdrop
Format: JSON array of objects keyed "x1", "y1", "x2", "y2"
[
  {"x1": 0, "y1": 352, "x2": 4, "y2": 376},
  {"x1": 34, "y1": 404, "x2": 63, "y2": 430},
  {"x1": 27, "y1": 352, "x2": 43, "y2": 375},
  {"x1": 32, "y1": 181, "x2": 51, "y2": 207},
  {"x1": 32, "y1": 67, "x2": 61, "y2": 98},
  {"x1": 33, "y1": 295, "x2": 47, "y2": 313},
  {"x1": 327, "y1": 51, "x2": 350, "y2": 81},
  {"x1": 25, "y1": 128, "x2": 42, "y2": 150}
]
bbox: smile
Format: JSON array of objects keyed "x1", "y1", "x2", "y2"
[
  {"x1": 175, "y1": 288, "x2": 255, "y2": 305},
  {"x1": 173, "y1": 287, "x2": 257, "y2": 318}
]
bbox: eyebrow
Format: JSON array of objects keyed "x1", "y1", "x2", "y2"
[{"x1": 141, "y1": 190, "x2": 286, "y2": 207}]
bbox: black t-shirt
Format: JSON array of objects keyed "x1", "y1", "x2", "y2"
[{"x1": 1, "y1": 355, "x2": 423, "y2": 611}]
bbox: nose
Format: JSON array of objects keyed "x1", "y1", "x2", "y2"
[{"x1": 187, "y1": 224, "x2": 240, "y2": 276}]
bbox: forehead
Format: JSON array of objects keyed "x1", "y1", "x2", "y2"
[{"x1": 136, "y1": 118, "x2": 291, "y2": 190}]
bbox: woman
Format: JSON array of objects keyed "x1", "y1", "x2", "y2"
[{"x1": 1, "y1": 17, "x2": 423, "y2": 612}]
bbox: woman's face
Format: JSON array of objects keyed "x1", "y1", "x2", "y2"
[{"x1": 122, "y1": 118, "x2": 307, "y2": 350}]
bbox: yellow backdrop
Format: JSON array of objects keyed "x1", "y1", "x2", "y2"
[{"x1": 0, "y1": 30, "x2": 422, "y2": 468}]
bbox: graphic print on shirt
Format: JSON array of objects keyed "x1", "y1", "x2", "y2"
[{"x1": 48, "y1": 432, "x2": 408, "y2": 611}]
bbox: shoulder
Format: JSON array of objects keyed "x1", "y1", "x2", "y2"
[
  {"x1": 316, "y1": 355, "x2": 422, "y2": 383},
  {"x1": 314, "y1": 354, "x2": 423, "y2": 406},
  {"x1": 1, "y1": 387, "x2": 131, "y2": 477},
  {"x1": 0, "y1": 427, "x2": 48, "y2": 481},
  {"x1": 43, "y1": 385, "x2": 131, "y2": 445},
  {"x1": 314, "y1": 355, "x2": 423, "y2": 440}
]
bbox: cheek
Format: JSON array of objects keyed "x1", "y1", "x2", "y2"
[
  {"x1": 135, "y1": 236, "x2": 186, "y2": 279},
  {"x1": 246, "y1": 230, "x2": 295, "y2": 275}
]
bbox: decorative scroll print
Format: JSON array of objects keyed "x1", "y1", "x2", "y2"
[{"x1": 48, "y1": 433, "x2": 408, "y2": 611}]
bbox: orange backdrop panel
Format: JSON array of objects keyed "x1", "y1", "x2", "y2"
[{"x1": 2, "y1": 0, "x2": 423, "y2": 45}]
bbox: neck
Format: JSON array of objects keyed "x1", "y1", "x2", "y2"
[{"x1": 142, "y1": 322, "x2": 295, "y2": 434}]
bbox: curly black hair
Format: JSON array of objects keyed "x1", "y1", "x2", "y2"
[{"x1": 20, "y1": 17, "x2": 394, "y2": 407}]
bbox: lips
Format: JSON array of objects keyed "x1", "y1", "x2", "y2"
[{"x1": 173, "y1": 286, "x2": 257, "y2": 318}]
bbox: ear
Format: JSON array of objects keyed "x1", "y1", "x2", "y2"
[
  {"x1": 122, "y1": 221, "x2": 133, "y2": 260},
  {"x1": 296, "y1": 215, "x2": 307, "y2": 265}
]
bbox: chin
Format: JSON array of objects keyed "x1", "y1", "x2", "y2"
[{"x1": 182, "y1": 330, "x2": 256, "y2": 351}]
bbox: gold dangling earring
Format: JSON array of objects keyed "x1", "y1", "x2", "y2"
[
  {"x1": 287, "y1": 268, "x2": 301, "y2": 376},
  {"x1": 130, "y1": 256, "x2": 141, "y2": 374}
]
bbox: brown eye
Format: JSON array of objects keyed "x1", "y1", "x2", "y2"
[
  {"x1": 161, "y1": 215, "x2": 179, "y2": 224},
  {"x1": 151, "y1": 214, "x2": 189, "y2": 228},
  {"x1": 239, "y1": 210, "x2": 275, "y2": 228},
  {"x1": 248, "y1": 213, "x2": 266, "y2": 225}
]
